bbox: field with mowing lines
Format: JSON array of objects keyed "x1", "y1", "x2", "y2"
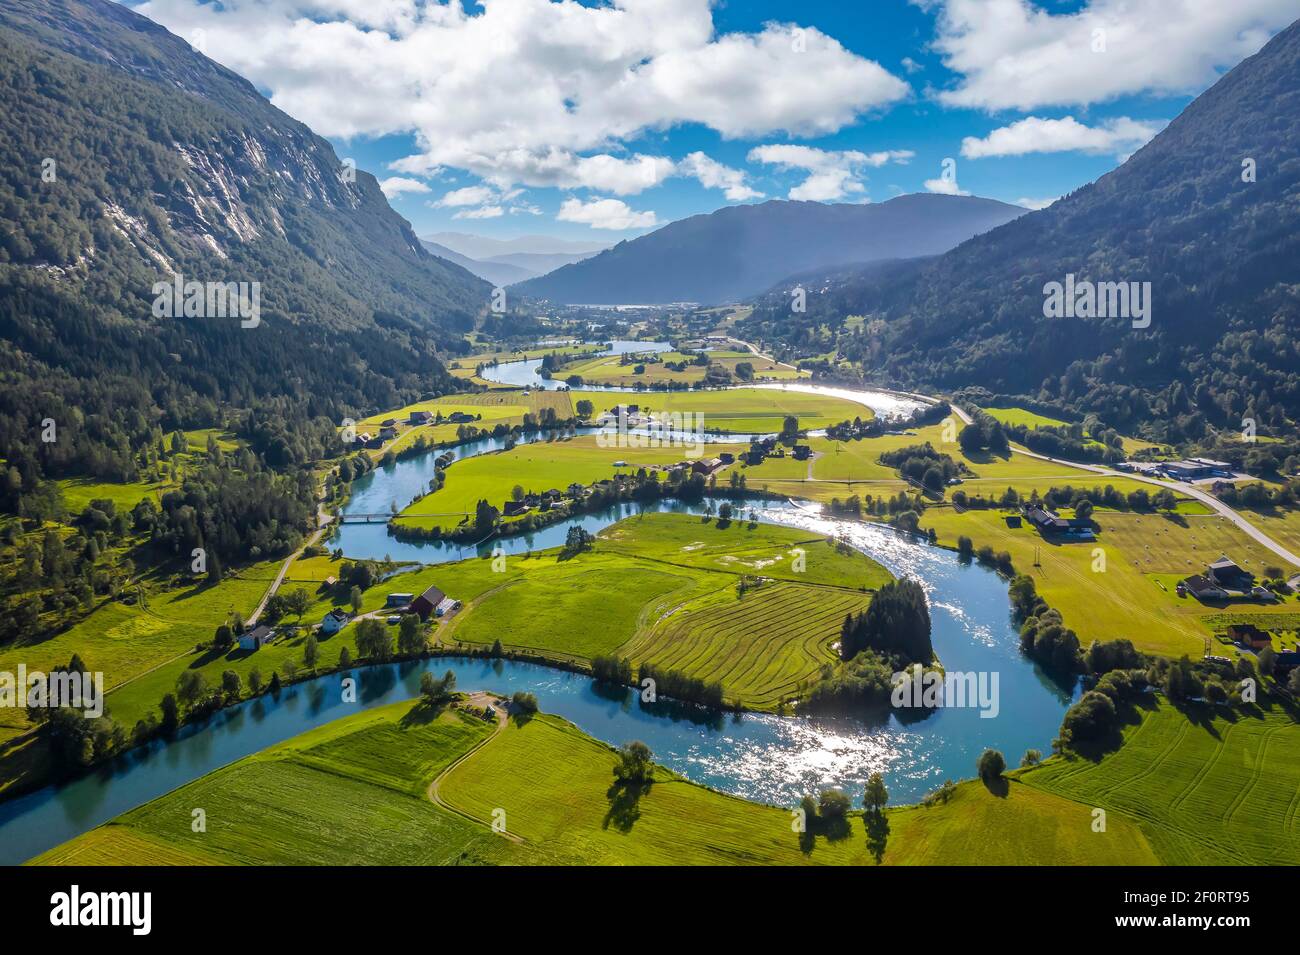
[
  {"x1": 31, "y1": 703, "x2": 514, "y2": 867},
  {"x1": 1025, "y1": 698, "x2": 1300, "y2": 865},
  {"x1": 620, "y1": 582, "x2": 866, "y2": 707},
  {"x1": 983, "y1": 406, "x2": 1071, "y2": 429}
]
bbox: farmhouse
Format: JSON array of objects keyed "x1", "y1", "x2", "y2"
[
  {"x1": 408, "y1": 410, "x2": 433, "y2": 425},
  {"x1": 320, "y1": 608, "x2": 350, "y2": 634},
  {"x1": 1225, "y1": 623, "x2": 1271, "y2": 649},
  {"x1": 410, "y1": 584, "x2": 447, "y2": 620},
  {"x1": 239, "y1": 625, "x2": 273, "y2": 651},
  {"x1": 692, "y1": 457, "x2": 724, "y2": 475},
  {"x1": 503, "y1": 500, "x2": 531, "y2": 517},
  {"x1": 447, "y1": 411, "x2": 475, "y2": 424},
  {"x1": 1208, "y1": 555, "x2": 1253, "y2": 590},
  {"x1": 1182, "y1": 575, "x2": 1230, "y2": 601},
  {"x1": 1022, "y1": 504, "x2": 1094, "y2": 540}
]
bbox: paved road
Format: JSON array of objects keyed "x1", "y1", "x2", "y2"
[
  {"x1": 947, "y1": 403, "x2": 1300, "y2": 567},
  {"x1": 249, "y1": 501, "x2": 334, "y2": 626}
]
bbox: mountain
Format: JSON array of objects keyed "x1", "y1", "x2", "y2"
[
  {"x1": 486, "y1": 251, "x2": 598, "y2": 274},
  {"x1": 741, "y1": 18, "x2": 1300, "y2": 442},
  {"x1": 0, "y1": 0, "x2": 488, "y2": 480},
  {"x1": 420, "y1": 240, "x2": 535, "y2": 286},
  {"x1": 512, "y1": 195, "x2": 1026, "y2": 305},
  {"x1": 428, "y1": 231, "x2": 609, "y2": 260}
]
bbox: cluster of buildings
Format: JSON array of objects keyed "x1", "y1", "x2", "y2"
[
  {"x1": 1178, "y1": 555, "x2": 1278, "y2": 603},
  {"x1": 743, "y1": 437, "x2": 807, "y2": 465},
  {"x1": 347, "y1": 408, "x2": 478, "y2": 450}
]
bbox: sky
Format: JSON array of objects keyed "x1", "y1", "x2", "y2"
[{"x1": 127, "y1": 0, "x2": 1297, "y2": 244}]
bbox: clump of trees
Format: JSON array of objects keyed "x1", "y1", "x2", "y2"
[{"x1": 839, "y1": 578, "x2": 932, "y2": 663}]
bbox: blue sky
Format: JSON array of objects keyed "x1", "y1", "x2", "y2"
[{"x1": 130, "y1": 0, "x2": 1295, "y2": 243}]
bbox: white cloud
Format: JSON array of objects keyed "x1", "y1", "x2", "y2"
[
  {"x1": 677, "y1": 152, "x2": 763, "y2": 201},
  {"x1": 925, "y1": 0, "x2": 1295, "y2": 110},
  {"x1": 1015, "y1": 196, "x2": 1060, "y2": 210},
  {"x1": 452, "y1": 205, "x2": 505, "y2": 220},
  {"x1": 134, "y1": 0, "x2": 909, "y2": 191},
  {"x1": 961, "y1": 116, "x2": 1165, "y2": 159},
  {"x1": 378, "y1": 176, "x2": 431, "y2": 199},
  {"x1": 748, "y1": 144, "x2": 914, "y2": 201},
  {"x1": 557, "y1": 197, "x2": 657, "y2": 231},
  {"x1": 433, "y1": 185, "x2": 497, "y2": 208},
  {"x1": 900, "y1": 56, "x2": 923, "y2": 74},
  {"x1": 924, "y1": 176, "x2": 970, "y2": 197}
]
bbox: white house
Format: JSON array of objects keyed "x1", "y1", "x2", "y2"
[
  {"x1": 320, "y1": 608, "x2": 350, "y2": 635},
  {"x1": 239, "y1": 625, "x2": 273, "y2": 651}
]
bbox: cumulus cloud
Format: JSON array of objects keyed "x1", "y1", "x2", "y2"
[
  {"x1": 925, "y1": 0, "x2": 1295, "y2": 110},
  {"x1": 924, "y1": 175, "x2": 970, "y2": 197},
  {"x1": 748, "y1": 144, "x2": 913, "y2": 201},
  {"x1": 961, "y1": 116, "x2": 1165, "y2": 159},
  {"x1": 134, "y1": 0, "x2": 909, "y2": 194},
  {"x1": 432, "y1": 185, "x2": 498, "y2": 208},
  {"x1": 378, "y1": 176, "x2": 431, "y2": 199},
  {"x1": 677, "y1": 152, "x2": 763, "y2": 201},
  {"x1": 557, "y1": 197, "x2": 657, "y2": 230}
]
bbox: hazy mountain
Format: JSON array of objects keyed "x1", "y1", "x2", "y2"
[
  {"x1": 427, "y1": 231, "x2": 609, "y2": 260},
  {"x1": 420, "y1": 240, "x2": 535, "y2": 286},
  {"x1": 486, "y1": 251, "x2": 598, "y2": 274},
  {"x1": 513, "y1": 195, "x2": 1026, "y2": 305},
  {"x1": 0, "y1": 0, "x2": 488, "y2": 478},
  {"x1": 742, "y1": 17, "x2": 1300, "y2": 440}
]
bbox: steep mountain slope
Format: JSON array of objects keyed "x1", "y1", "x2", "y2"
[
  {"x1": 420, "y1": 240, "x2": 536, "y2": 286},
  {"x1": 745, "y1": 18, "x2": 1300, "y2": 439},
  {"x1": 513, "y1": 194, "x2": 1025, "y2": 305},
  {"x1": 0, "y1": 0, "x2": 488, "y2": 480}
]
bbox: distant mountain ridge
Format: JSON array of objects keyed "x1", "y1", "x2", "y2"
[
  {"x1": 420, "y1": 240, "x2": 536, "y2": 286},
  {"x1": 513, "y1": 194, "x2": 1026, "y2": 305},
  {"x1": 742, "y1": 17, "x2": 1300, "y2": 439}
]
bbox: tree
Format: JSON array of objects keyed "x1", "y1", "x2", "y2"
[
  {"x1": 213, "y1": 624, "x2": 234, "y2": 652},
  {"x1": 159, "y1": 693, "x2": 179, "y2": 732},
  {"x1": 176, "y1": 670, "x2": 207, "y2": 709},
  {"x1": 303, "y1": 633, "x2": 319, "y2": 668},
  {"x1": 1021, "y1": 749, "x2": 1043, "y2": 767},
  {"x1": 977, "y1": 748, "x2": 1005, "y2": 783},
  {"x1": 575, "y1": 399, "x2": 594, "y2": 419},
  {"x1": 221, "y1": 669, "x2": 242, "y2": 699},
  {"x1": 284, "y1": 587, "x2": 311, "y2": 620},
  {"x1": 511, "y1": 484, "x2": 525, "y2": 502},
  {"x1": 863, "y1": 772, "x2": 889, "y2": 814},
  {"x1": 248, "y1": 668, "x2": 263, "y2": 694},
  {"x1": 398, "y1": 614, "x2": 425, "y2": 655},
  {"x1": 354, "y1": 617, "x2": 392, "y2": 661},
  {"x1": 349, "y1": 585, "x2": 363, "y2": 614},
  {"x1": 818, "y1": 788, "x2": 851, "y2": 820},
  {"x1": 420, "y1": 669, "x2": 456, "y2": 704},
  {"x1": 269, "y1": 671, "x2": 282, "y2": 694},
  {"x1": 1074, "y1": 499, "x2": 1095, "y2": 522},
  {"x1": 339, "y1": 646, "x2": 353, "y2": 669},
  {"x1": 613, "y1": 741, "x2": 654, "y2": 786}
]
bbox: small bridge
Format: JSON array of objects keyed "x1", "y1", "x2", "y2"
[{"x1": 338, "y1": 513, "x2": 394, "y2": 524}]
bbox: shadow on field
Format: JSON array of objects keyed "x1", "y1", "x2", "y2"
[{"x1": 604, "y1": 779, "x2": 652, "y2": 833}]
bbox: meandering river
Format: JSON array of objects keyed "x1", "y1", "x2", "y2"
[{"x1": 0, "y1": 357, "x2": 1075, "y2": 864}]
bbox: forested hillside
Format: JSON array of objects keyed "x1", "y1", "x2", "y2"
[{"x1": 0, "y1": 0, "x2": 488, "y2": 496}]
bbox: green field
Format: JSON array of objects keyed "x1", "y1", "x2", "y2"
[
  {"x1": 434, "y1": 513, "x2": 890, "y2": 707},
  {"x1": 557, "y1": 350, "x2": 806, "y2": 387},
  {"x1": 395, "y1": 434, "x2": 747, "y2": 528},
  {"x1": 38, "y1": 691, "x2": 1278, "y2": 866},
  {"x1": 569, "y1": 387, "x2": 869, "y2": 434},
  {"x1": 922, "y1": 506, "x2": 1299, "y2": 657},
  {"x1": 1026, "y1": 697, "x2": 1300, "y2": 865}
]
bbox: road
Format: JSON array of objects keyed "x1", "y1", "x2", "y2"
[
  {"x1": 249, "y1": 500, "x2": 335, "y2": 626},
  {"x1": 426, "y1": 694, "x2": 524, "y2": 843},
  {"x1": 946, "y1": 403, "x2": 1300, "y2": 567}
]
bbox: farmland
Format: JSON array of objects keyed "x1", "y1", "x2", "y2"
[
  {"x1": 568, "y1": 387, "x2": 869, "y2": 434},
  {"x1": 394, "y1": 434, "x2": 747, "y2": 529},
  {"x1": 1026, "y1": 697, "x2": 1300, "y2": 865}
]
